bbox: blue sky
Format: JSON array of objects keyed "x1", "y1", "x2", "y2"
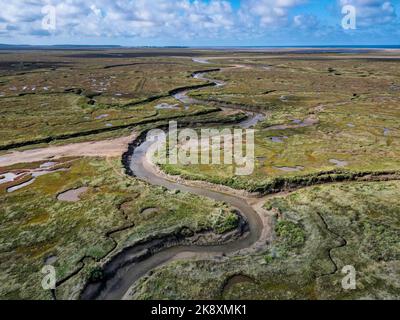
[{"x1": 0, "y1": 0, "x2": 399, "y2": 46}]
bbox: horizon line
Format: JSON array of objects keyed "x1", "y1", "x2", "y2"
[{"x1": 1, "y1": 43, "x2": 400, "y2": 49}]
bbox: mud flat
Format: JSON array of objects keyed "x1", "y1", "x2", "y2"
[
  {"x1": 270, "y1": 136, "x2": 288, "y2": 143},
  {"x1": 44, "y1": 255, "x2": 58, "y2": 265},
  {"x1": 0, "y1": 172, "x2": 21, "y2": 184},
  {"x1": 95, "y1": 114, "x2": 109, "y2": 120},
  {"x1": 329, "y1": 159, "x2": 349, "y2": 168},
  {"x1": 265, "y1": 117, "x2": 319, "y2": 131},
  {"x1": 57, "y1": 187, "x2": 88, "y2": 202},
  {"x1": 239, "y1": 113, "x2": 265, "y2": 129},
  {"x1": 192, "y1": 58, "x2": 210, "y2": 64},
  {"x1": 0, "y1": 132, "x2": 138, "y2": 167},
  {"x1": 155, "y1": 103, "x2": 180, "y2": 110},
  {"x1": 40, "y1": 161, "x2": 57, "y2": 168},
  {"x1": 273, "y1": 166, "x2": 304, "y2": 172}
]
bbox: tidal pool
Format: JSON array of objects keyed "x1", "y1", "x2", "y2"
[
  {"x1": 40, "y1": 162, "x2": 57, "y2": 168},
  {"x1": 192, "y1": 58, "x2": 210, "y2": 64},
  {"x1": 95, "y1": 114, "x2": 109, "y2": 120},
  {"x1": 0, "y1": 172, "x2": 21, "y2": 184},
  {"x1": 270, "y1": 136, "x2": 288, "y2": 143},
  {"x1": 273, "y1": 166, "x2": 304, "y2": 172},
  {"x1": 155, "y1": 103, "x2": 180, "y2": 110},
  {"x1": 7, "y1": 170, "x2": 67, "y2": 193}
]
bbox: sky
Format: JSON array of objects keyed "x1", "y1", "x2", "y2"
[{"x1": 0, "y1": 0, "x2": 399, "y2": 46}]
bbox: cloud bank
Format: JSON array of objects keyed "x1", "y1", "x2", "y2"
[{"x1": 0, "y1": 0, "x2": 398, "y2": 44}]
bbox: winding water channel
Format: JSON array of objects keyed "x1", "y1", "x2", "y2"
[{"x1": 81, "y1": 63, "x2": 266, "y2": 300}]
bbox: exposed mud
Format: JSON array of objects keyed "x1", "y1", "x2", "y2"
[
  {"x1": 140, "y1": 207, "x2": 160, "y2": 216},
  {"x1": 264, "y1": 116, "x2": 319, "y2": 131},
  {"x1": 57, "y1": 187, "x2": 89, "y2": 202},
  {"x1": 81, "y1": 220, "x2": 248, "y2": 300},
  {"x1": 329, "y1": 159, "x2": 349, "y2": 168},
  {"x1": 274, "y1": 166, "x2": 304, "y2": 172},
  {"x1": 0, "y1": 133, "x2": 138, "y2": 167}
]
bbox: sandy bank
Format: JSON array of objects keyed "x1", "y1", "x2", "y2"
[{"x1": 0, "y1": 131, "x2": 138, "y2": 167}]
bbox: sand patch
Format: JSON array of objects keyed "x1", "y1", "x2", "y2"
[{"x1": 0, "y1": 131, "x2": 138, "y2": 167}]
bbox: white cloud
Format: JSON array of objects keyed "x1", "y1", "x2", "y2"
[
  {"x1": 239, "y1": 0, "x2": 307, "y2": 27},
  {"x1": 0, "y1": 0, "x2": 313, "y2": 39},
  {"x1": 0, "y1": 0, "x2": 397, "y2": 42},
  {"x1": 0, "y1": 0, "x2": 240, "y2": 39},
  {"x1": 293, "y1": 14, "x2": 319, "y2": 30}
]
